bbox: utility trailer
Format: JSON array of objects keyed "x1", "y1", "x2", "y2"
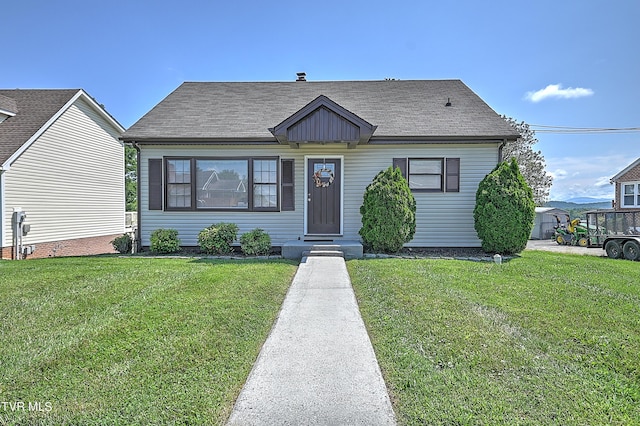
[{"x1": 585, "y1": 209, "x2": 640, "y2": 260}]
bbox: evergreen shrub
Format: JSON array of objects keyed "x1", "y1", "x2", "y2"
[
  {"x1": 240, "y1": 228, "x2": 272, "y2": 256},
  {"x1": 111, "y1": 233, "x2": 133, "y2": 254},
  {"x1": 198, "y1": 223, "x2": 239, "y2": 255},
  {"x1": 150, "y1": 228, "x2": 181, "y2": 254},
  {"x1": 359, "y1": 166, "x2": 416, "y2": 253},
  {"x1": 473, "y1": 158, "x2": 536, "y2": 254}
]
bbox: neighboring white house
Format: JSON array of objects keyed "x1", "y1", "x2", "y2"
[
  {"x1": 0, "y1": 89, "x2": 125, "y2": 259},
  {"x1": 121, "y1": 78, "x2": 519, "y2": 256}
]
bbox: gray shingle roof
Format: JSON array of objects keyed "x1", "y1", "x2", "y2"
[
  {"x1": 122, "y1": 80, "x2": 519, "y2": 142},
  {"x1": 0, "y1": 94, "x2": 18, "y2": 115},
  {"x1": 0, "y1": 89, "x2": 79, "y2": 165}
]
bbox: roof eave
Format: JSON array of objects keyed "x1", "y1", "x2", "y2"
[
  {"x1": 2, "y1": 90, "x2": 125, "y2": 169},
  {"x1": 0, "y1": 108, "x2": 17, "y2": 117},
  {"x1": 369, "y1": 134, "x2": 519, "y2": 144},
  {"x1": 120, "y1": 136, "x2": 280, "y2": 145},
  {"x1": 610, "y1": 157, "x2": 640, "y2": 183}
]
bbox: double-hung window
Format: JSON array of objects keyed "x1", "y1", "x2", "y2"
[
  {"x1": 408, "y1": 158, "x2": 443, "y2": 191},
  {"x1": 253, "y1": 159, "x2": 278, "y2": 209},
  {"x1": 167, "y1": 159, "x2": 192, "y2": 208},
  {"x1": 622, "y1": 182, "x2": 640, "y2": 208},
  {"x1": 393, "y1": 157, "x2": 460, "y2": 192}
]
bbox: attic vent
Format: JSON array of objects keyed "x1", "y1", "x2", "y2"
[{"x1": 296, "y1": 72, "x2": 307, "y2": 82}]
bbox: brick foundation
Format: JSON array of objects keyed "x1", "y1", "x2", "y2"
[{"x1": 1, "y1": 234, "x2": 120, "y2": 260}]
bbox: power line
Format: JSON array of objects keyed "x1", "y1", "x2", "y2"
[{"x1": 529, "y1": 124, "x2": 640, "y2": 134}]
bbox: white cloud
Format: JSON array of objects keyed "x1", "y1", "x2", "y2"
[
  {"x1": 545, "y1": 155, "x2": 626, "y2": 201},
  {"x1": 594, "y1": 176, "x2": 613, "y2": 188},
  {"x1": 525, "y1": 84, "x2": 594, "y2": 102},
  {"x1": 549, "y1": 168, "x2": 568, "y2": 180}
]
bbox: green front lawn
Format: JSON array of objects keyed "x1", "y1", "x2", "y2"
[
  {"x1": 0, "y1": 257, "x2": 297, "y2": 425},
  {"x1": 348, "y1": 251, "x2": 640, "y2": 425},
  {"x1": 3, "y1": 251, "x2": 639, "y2": 425}
]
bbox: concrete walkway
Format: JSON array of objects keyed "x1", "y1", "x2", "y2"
[{"x1": 227, "y1": 256, "x2": 396, "y2": 425}]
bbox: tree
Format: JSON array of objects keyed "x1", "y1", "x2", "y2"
[
  {"x1": 473, "y1": 158, "x2": 536, "y2": 254},
  {"x1": 359, "y1": 166, "x2": 416, "y2": 253},
  {"x1": 501, "y1": 116, "x2": 553, "y2": 205},
  {"x1": 125, "y1": 145, "x2": 137, "y2": 211}
]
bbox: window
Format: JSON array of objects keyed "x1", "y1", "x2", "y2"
[
  {"x1": 622, "y1": 182, "x2": 640, "y2": 207},
  {"x1": 167, "y1": 159, "x2": 191, "y2": 208},
  {"x1": 408, "y1": 159, "x2": 443, "y2": 191},
  {"x1": 253, "y1": 159, "x2": 278, "y2": 208},
  {"x1": 196, "y1": 159, "x2": 248, "y2": 209},
  {"x1": 163, "y1": 157, "x2": 279, "y2": 211},
  {"x1": 393, "y1": 157, "x2": 460, "y2": 192}
]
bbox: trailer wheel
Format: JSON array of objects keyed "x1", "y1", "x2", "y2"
[
  {"x1": 622, "y1": 240, "x2": 640, "y2": 261},
  {"x1": 605, "y1": 240, "x2": 622, "y2": 259},
  {"x1": 578, "y1": 237, "x2": 588, "y2": 247}
]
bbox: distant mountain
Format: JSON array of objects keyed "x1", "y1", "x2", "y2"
[
  {"x1": 546, "y1": 200, "x2": 612, "y2": 211},
  {"x1": 565, "y1": 197, "x2": 613, "y2": 204}
]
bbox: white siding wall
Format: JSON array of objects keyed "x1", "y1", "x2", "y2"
[
  {"x1": 140, "y1": 143, "x2": 499, "y2": 247},
  {"x1": 2, "y1": 98, "x2": 124, "y2": 247}
]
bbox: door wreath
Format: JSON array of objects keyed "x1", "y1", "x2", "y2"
[{"x1": 313, "y1": 167, "x2": 334, "y2": 188}]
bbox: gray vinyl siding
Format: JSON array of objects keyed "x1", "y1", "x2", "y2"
[
  {"x1": 139, "y1": 143, "x2": 499, "y2": 248},
  {"x1": 2, "y1": 98, "x2": 124, "y2": 247}
]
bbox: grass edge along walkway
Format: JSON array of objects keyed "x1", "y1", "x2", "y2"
[
  {"x1": 0, "y1": 256, "x2": 298, "y2": 425},
  {"x1": 348, "y1": 250, "x2": 640, "y2": 425}
]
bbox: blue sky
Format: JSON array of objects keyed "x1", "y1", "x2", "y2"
[{"x1": 4, "y1": 0, "x2": 639, "y2": 201}]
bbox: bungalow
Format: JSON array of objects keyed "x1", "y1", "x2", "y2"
[
  {"x1": 0, "y1": 89, "x2": 125, "y2": 259},
  {"x1": 121, "y1": 77, "x2": 519, "y2": 255},
  {"x1": 611, "y1": 157, "x2": 640, "y2": 210}
]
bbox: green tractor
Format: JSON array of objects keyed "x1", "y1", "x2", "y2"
[{"x1": 553, "y1": 214, "x2": 589, "y2": 247}]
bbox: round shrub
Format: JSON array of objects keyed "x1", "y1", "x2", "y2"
[
  {"x1": 111, "y1": 233, "x2": 133, "y2": 254},
  {"x1": 359, "y1": 166, "x2": 416, "y2": 253},
  {"x1": 150, "y1": 228, "x2": 181, "y2": 254},
  {"x1": 473, "y1": 158, "x2": 535, "y2": 254},
  {"x1": 240, "y1": 228, "x2": 272, "y2": 256},
  {"x1": 198, "y1": 222, "x2": 239, "y2": 255}
]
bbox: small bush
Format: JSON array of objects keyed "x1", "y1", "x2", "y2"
[
  {"x1": 150, "y1": 228, "x2": 181, "y2": 254},
  {"x1": 359, "y1": 166, "x2": 416, "y2": 253},
  {"x1": 240, "y1": 228, "x2": 272, "y2": 256},
  {"x1": 111, "y1": 234, "x2": 133, "y2": 254},
  {"x1": 473, "y1": 158, "x2": 535, "y2": 254},
  {"x1": 198, "y1": 223, "x2": 239, "y2": 255}
]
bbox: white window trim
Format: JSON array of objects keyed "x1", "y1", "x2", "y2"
[{"x1": 621, "y1": 181, "x2": 640, "y2": 208}]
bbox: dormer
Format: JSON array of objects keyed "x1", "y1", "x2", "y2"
[
  {"x1": 0, "y1": 94, "x2": 18, "y2": 124},
  {"x1": 269, "y1": 95, "x2": 377, "y2": 149}
]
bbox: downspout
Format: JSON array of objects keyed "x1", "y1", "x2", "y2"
[
  {"x1": 131, "y1": 142, "x2": 142, "y2": 252},
  {"x1": 498, "y1": 139, "x2": 508, "y2": 162}
]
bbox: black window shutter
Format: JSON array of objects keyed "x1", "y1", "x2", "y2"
[
  {"x1": 281, "y1": 159, "x2": 295, "y2": 211},
  {"x1": 393, "y1": 158, "x2": 408, "y2": 179},
  {"x1": 446, "y1": 158, "x2": 460, "y2": 192},
  {"x1": 148, "y1": 159, "x2": 163, "y2": 210}
]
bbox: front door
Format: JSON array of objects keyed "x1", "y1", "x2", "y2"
[{"x1": 307, "y1": 158, "x2": 341, "y2": 235}]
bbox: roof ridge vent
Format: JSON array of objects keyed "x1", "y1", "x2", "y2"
[{"x1": 296, "y1": 72, "x2": 307, "y2": 82}]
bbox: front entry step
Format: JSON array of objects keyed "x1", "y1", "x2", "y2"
[
  {"x1": 282, "y1": 240, "x2": 363, "y2": 260},
  {"x1": 302, "y1": 249, "x2": 344, "y2": 258}
]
